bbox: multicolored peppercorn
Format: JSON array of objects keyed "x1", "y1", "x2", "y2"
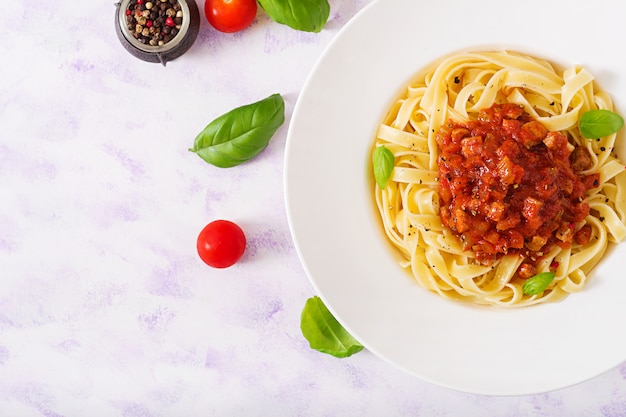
[{"x1": 126, "y1": 0, "x2": 183, "y2": 46}]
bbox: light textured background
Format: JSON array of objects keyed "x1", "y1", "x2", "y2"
[{"x1": 1, "y1": 1, "x2": 625, "y2": 416}]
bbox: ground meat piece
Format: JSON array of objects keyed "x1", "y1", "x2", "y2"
[{"x1": 570, "y1": 146, "x2": 593, "y2": 172}]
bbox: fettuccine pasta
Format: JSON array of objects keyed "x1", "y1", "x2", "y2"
[{"x1": 373, "y1": 50, "x2": 626, "y2": 307}]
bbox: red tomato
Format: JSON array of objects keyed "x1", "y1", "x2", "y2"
[
  {"x1": 204, "y1": 0, "x2": 257, "y2": 33},
  {"x1": 197, "y1": 220, "x2": 246, "y2": 268}
]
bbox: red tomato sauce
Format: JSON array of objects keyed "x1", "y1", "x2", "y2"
[{"x1": 436, "y1": 103, "x2": 598, "y2": 277}]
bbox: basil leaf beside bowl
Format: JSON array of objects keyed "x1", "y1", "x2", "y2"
[
  {"x1": 258, "y1": 0, "x2": 330, "y2": 33},
  {"x1": 579, "y1": 109, "x2": 624, "y2": 139},
  {"x1": 190, "y1": 93, "x2": 285, "y2": 168},
  {"x1": 300, "y1": 296, "x2": 364, "y2": 358}
]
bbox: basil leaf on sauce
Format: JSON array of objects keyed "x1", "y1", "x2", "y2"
[
  {"x1": 190, "y1": 93, "x2": 285, "y2": 168},
  {"x1": 522, "y1": 272, "x2": 555, "y2": 295},
  {"x1": 300, "y1": 296, "x2": 364, "y2": 358},
  {"x1": 372, "y1": 145, "x2": 395, "y2": 189},
  {"x1": 579, "y1": 109, "x2": 624, "y2": 139},
  {"x1": 258, "y1": 0, "x2": 330, "y2": 33}
]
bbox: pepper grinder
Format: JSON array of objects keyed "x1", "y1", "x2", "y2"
[{"x1": 114, "y1": 0, "x2": 200, "y2": 66}]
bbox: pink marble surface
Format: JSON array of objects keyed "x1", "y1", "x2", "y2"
[{"x1": 1, "y1": 0, "x2": 626, "y2": 416}]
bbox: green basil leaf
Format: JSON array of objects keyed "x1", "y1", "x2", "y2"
[
  {"x1": 522, "y1": 271, "x2": 555, "y2": 295},
  {"x1": 373, "y1": 145, "x2": 395, "y2": 189},
  {"x1": 190, "y1": 93, "x2": 285, "y2": 168},
  {"x1": 300, "y1": 296, "x2": 364, "y2": 358},
  {"x1": 258, "y1": 0, "x2": 330, "y2": 33},
  {"x1": 579, "y1": 109, "x2": 624, "y2": 139}
]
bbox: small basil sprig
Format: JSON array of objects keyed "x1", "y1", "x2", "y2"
[
  {"x1": 300, "y1": 296, "x2": 364, "y2": 358},
  {"x1": 190, "y1": 93, "x2": 285, "y2": 168},
  {"x1": 258, "y1": 0, "x2": 330, "y2": 33},
  {"x1": 579, "y1": 109, "x2": 624, "y2": 139},
  {"x1": 522, "y1": 271, "x2": 555, "y2": 295},
  {"x1": 373, "y1": 145, "x2": 395, "y2": 189}
]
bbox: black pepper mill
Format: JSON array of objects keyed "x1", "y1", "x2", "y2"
[{"x1": 115, "y1": 0, "x2": 200, "y2": 66}]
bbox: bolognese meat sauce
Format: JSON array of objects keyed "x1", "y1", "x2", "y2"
[{"x1": 436, "y1": 103, "x2": 599, "y2": 277}]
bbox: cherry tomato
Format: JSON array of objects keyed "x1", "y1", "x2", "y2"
[
  {"x1": 197, "y1": 220, "x2": 246, "y2": 268},
  {"x1": 204, "y1": 0, "x2": 257, "y2": 33}
]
